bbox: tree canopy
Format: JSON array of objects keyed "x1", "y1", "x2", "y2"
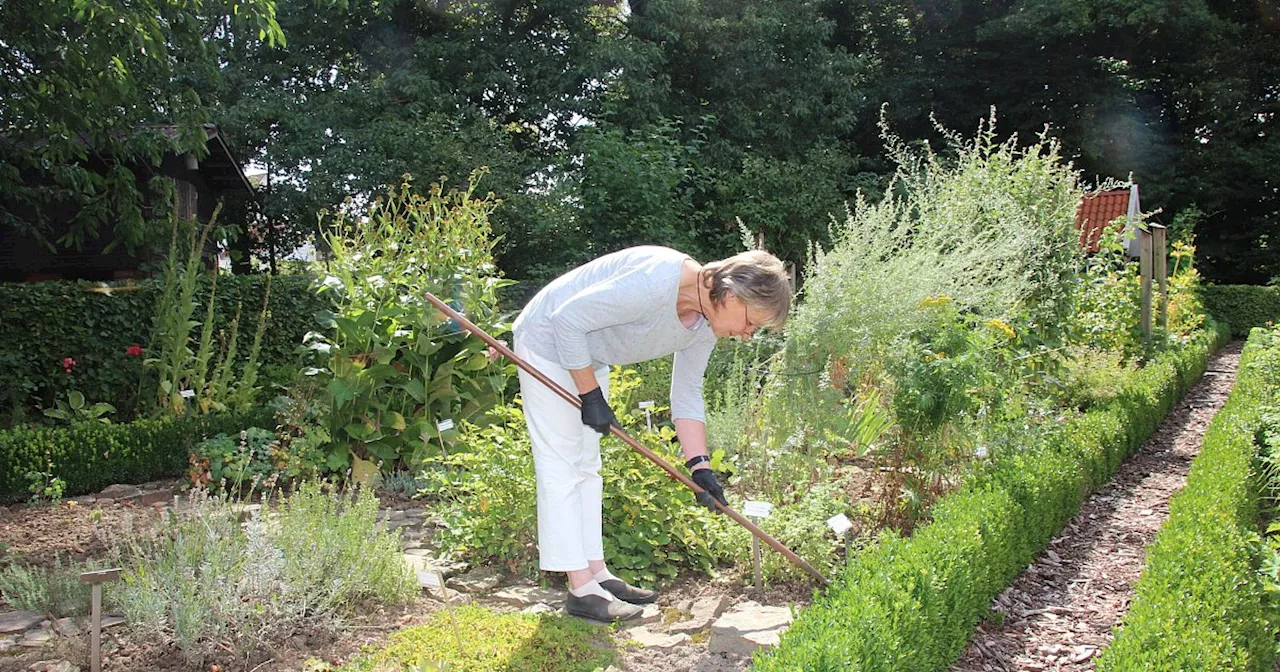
[{"x1": 3, "y1": 0, "x2": 1276, "y2": 285}]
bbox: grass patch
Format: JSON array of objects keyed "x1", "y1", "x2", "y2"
[{"x1": 341, "y1": 605, "x2": 616, "y2": 672}]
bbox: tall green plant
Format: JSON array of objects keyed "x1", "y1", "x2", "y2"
[
  {"x1": 310, "y1": 173, "x2": 514, "y2": 472},
  {"x1": 148, "y1": 210, "x2": 272, "y2": 416}
]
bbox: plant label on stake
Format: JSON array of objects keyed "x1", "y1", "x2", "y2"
[
  {"x1": 744, "y1": 500, "x2": 773, "y2": 595},
  {"x1": 436, "y1": 418, "x2": 455, "y2": 459},
  {"x1": 638, "y1": 400, "x2": 655, "y2": 432},
  {"x1": 827, "y1": 513, "x2": 855, "y2": 567}
]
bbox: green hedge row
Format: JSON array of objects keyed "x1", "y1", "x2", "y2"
[
  {"x1": 1096, "y1": 328, "x2": 1277, "y2": 671},
  {"x1": 0, "y1": 408, "x2": 273, "y2": 503},
  {"x1": 753, "y1": 322, "x2": 1230, "y2": 671},
  {"x1": 1202, "y1": 284, "x2": 1280, "y2": 337},
  {"x1": 0, "y1": 274, "x2": 327, "y2": 419}
]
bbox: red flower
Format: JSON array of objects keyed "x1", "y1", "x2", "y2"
[
  {"x1": 61, "y1": 357, "x2": 77, "y2": 374},
  {"x1": 125, "y1": 344, "x2": 144, "y2": 357}
]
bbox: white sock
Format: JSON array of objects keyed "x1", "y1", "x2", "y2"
[
  {"x1": 570, "y1": 579, "x2": 615, "y2": 601},
  {"x1": 593, "y1": 568, "x2": 621, "y2": 584}
]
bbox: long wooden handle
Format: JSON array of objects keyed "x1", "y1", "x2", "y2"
[{"x1": 425, "y1": 292, "x2": 829, "y2": 587}]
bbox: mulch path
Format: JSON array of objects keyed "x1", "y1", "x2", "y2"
[{"x1": 948, "y1": 341, "x2": 1243, "y2": 672}]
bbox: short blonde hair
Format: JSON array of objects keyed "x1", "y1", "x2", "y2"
[{"x1": 703, "y1": 250, "x2": 792, "y2": 329}]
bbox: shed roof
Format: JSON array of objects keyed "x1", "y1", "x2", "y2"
[{"x1": 1076, "y1": 189, "x2": 1131, "y2": 252}]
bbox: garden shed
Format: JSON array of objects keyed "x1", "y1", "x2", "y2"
[{"x1": 0, "y1": 124, "x2": 255, "y2": 283}]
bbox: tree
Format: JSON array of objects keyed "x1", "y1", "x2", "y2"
[{"x1": 0, "y1": 0, "x2": 285, "y2": 253}]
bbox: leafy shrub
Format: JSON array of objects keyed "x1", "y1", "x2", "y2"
[
  {"x1": 0, "y1": 556, "x2": 96, "y2": 617},
  {"x1": 1058, "y1": 346, "x2": 1135, "y2": 411},
  {"x1": 712, "y1": 480, "x2": 850, "y2": 585},
  {"x1": 0, "y1": 274, "x2": 323, "y2": 424},
  {"x1": 753, "y1": 326, "x2": 1224, "y2": 671},
  {"x1": 189, "y1": 427, "x2": 279, "y2": 490},
  {"x1": 309, "y1": 175, "x2": 515, "y2": 472},
  {"x1": 0, "y1": 408, "x2": 271, "y2": 502},
  {"x1": 1202, "y1": 284, "x2": 1280, "y2": 337},
  {"x1": 1097, "y1": 327, "x2": 1279, "y2": 672},
  {"x1": 339, "y1": 604, "x2": 616, "y2": 672},
  {"x1": 109, "y1": 483, "x2": 415, "y2": 663}
]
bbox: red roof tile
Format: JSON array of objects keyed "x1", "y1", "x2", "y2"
[{"x1": 1076, "y1": 189, "x2": 1131, "y2": 253}]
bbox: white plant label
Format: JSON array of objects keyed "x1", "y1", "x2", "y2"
[
  {"x1": 743, "y1": 501, "x2": 774, "y2": 518},
  {"x1": 638, "y1": 400, "x2": 655, "y2": 409},
  {"x1": 437, "y1": 418, "x2": 455, "y2": 432},
  {"x1": 179, "y1": 389, "x2": 196, "y2": 399},
  {"x1": 827, "y1": 513, "x2": 854, "y2": 536}
]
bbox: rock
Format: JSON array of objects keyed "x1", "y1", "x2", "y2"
[
  {"x1": 0, "y1": 612, "x2": 44, "y2": 634},
  {"x1": 94, "y1": 498, "x2": 114, "y2": 508},
  {"x1": 0, "y1": 636, "x2": 16, "y2": 652},
  {"x1": 627, "y1": 626, "x2": 690, "y2": 649},
  {"x1": 492, "y1": 586, "x2": 566, "y2": 608},
  {"x1": 388, "y1": 510, "x2": 408, "y2": 522},
  {"x1": 403, "y1": 548, "x2": 433, "y2": 557},
  {"x1": 97, "y1": 484, "x2": 141, "y2": 500},
  {"x1": 52, "y1": 617, "x2": 86, "y2": 637},
  {"x1": 708, "y1": 601, "x2": 793, "y2": 656},
  {"x1": 402, "y1": 554, "x2": 467, "y2": 578},
  {"x1": 27, "y1": 661, "x2": 79, "y2": 672},
  {"x1": 231, "y1": 503, "x2": 262, "y2": 522},
  {"x1": 18, "y1": 628, "x2": 55, "y2": 647},
  {"x1": 668, "y1": 595, "x2": 731, "y2": 633},
  {"x1": 135, "y1": 490, "x2": 173, "y2": 506},
  {"x1": 449, "y1": 566, "x2": 502, "y2": 593},
  {"x1": 100, "y1": 615, "x2": 127, "y2": 629},
  {"x1": 521, "y1": 604, "x2": 556, "y2": 615},
  {"x1": 634, "y1": 604, "x2": 662, "y2": 626},
  {"x1": 71, "y1": 496, "x2": 97, "y2": 505}
]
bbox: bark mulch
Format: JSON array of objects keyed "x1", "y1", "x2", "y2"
[{"x1": 948, "y1": 341, "x2": 1244, "y2": 672}]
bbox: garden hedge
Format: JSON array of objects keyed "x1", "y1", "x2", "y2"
[
  {"x1": 1096, "y1": 328, "x2": 1277, "y2": 672},
  {"x1": 753, "y1": 322, "x2": 1230, "y2": 671},
  {"x1": 0, "y1": 274, "x2": 327, "y2": 420},
  {"x1": 1202, "y1": 284, "x2": 1280, "y2": 337},
  {"x1": 0, "y1": 408, "x2": 273, "y2": 503}
]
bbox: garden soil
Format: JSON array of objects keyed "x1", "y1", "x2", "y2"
[{"x1": 947, "y1": 341, "x2": 1243, "y2": 672}]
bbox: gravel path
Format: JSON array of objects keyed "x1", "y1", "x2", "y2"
[{"x1": 948, "y1": 342, "x2": 1243, "y2": 672}]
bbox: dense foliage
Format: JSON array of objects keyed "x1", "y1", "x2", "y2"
[
  {"x1": 754, "y1": 324, "x2": 1227, "y2": 671},
  {"x1": 1202, "y1": 285, "x2": 1280, "y2": 337}
]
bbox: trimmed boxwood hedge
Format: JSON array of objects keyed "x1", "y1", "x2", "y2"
[
  {"x1": 752, "y1": 322, "x2": 1230, "y2": 671},
  {"x1": 0, "y1": 274, "x2": 327, "y2": 420},
  {"x1": 1202, "y1": 284, "x2": 1280, "y2": 337},
  {"x1": 0, "y1": 408, "x2": 273, "y2": 503},
  {"x1": 1096, "y1": 328, "x2": 1278, "y2": 672}
]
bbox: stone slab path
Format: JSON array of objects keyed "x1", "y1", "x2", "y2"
[{"x1": 948, "y1": 342, "x2": 1243, "y2": 672}]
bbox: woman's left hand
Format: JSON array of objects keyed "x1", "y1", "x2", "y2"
[{"x1": 691, "y1": 468, "x2": 728, "y2": 512}]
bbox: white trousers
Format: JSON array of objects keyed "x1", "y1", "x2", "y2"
[{"x1": 516, "y1": 341, "x2": 611, "y2": 572}]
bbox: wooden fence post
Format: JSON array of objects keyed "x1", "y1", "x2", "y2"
[
  {"x1": 1139, "y1": 227, "x2": 1154, "y2": 342},
  {"x1": 1152, "y1": 224, "x2": 1168, "y2": 330}
]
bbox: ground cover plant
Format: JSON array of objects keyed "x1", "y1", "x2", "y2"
[
  {"x1": 1097, "y1": 326, "x2": 1280, "y2": 671},
  {"x1": 336, "y1": 604, "x2": 617, "y2": 672},
  {"x1": 103, "y1": 482, "x2": 415, "y2": 664}
]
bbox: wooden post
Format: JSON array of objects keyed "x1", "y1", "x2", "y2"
[
  {"x1": 1152, "y1": 224, "x2": 1168, "y2": 330},
  {"x1": 79, "y1": 569, "x2": 122, "y2": 672},
  {"x1": 1139, "y1": 227, "x2": 1154, "y2": 342},
  {"x1": 752, "y1": 535, "x2": 763, "y2": 595}
]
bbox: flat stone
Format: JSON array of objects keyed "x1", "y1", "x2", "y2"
[
  {"x1": 448, "y1": 566, "x2": 502, "y2": 593},
  {"x1": 94, "y1": 498, "x2": 114, "y2": 507},
  {"x1": 0, "y1": 612, "x2": 44, "y2": 634},
  {"x1": 708, "y1": 601, "x2": 793, "y2": 656},
  {"x1": 52, "y1": 617, "x2": 86, "y2": 637},
  {"x1": 634, "y1": 604, "x2": 661, "y2": 626},
  {"x1": 0, "y1": 636, "x2": 16, "y2": 652},
  {"x1": 387, "y1": 510, "x2": 408, "y2": 522},
  {"x1": 669, "y1": 594, "x2": 732, "y2": 632},
  {"x1": 628, "y1": 626, "x2": 690, "y2": 649},
  {"x1": 135, "y1": 490, "x2": 173, "y2": 506},
  {"x1": 492, "y1": 586, "x2": 565, "y2": 608},
  {"x1": 100, "y1": 615, "x2": 126, "y2": 629},
  {"x1": 403, "y1": 548, "x2": 432, "y2": 557},
  {"x1": 521, "y1": 603, "x2": 556, "y2": 615},
  {"x1": 231, "y1": 503, "x2": 261, "y2": 522},
  {"x1": 28, "y1": 661, "x2": 79, "y2": 672},
  {"x1": 402, "y1": 554, "x2": 467, "y2": 578},
  {"x1": 97, "y1": 484, "x2": 141, "y2": 500},
  {"x1": 19, "y1": 628, "x2": 55, "y2": 647}
]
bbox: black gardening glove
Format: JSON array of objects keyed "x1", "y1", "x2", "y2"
[
  {"x1": 578, "y1": 388, "x2": 618, "y2": 435},
  {"x1": 691, "y1": 468, "x2": 729, "y2": 513}
]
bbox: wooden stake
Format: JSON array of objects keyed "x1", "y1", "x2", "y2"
[
  {"x1": 1152, "y1": 225, "x2": 1168, "y2": 330},
  {"x1": 1140, "y1": 228, "x2": 1153, "y2": 342},
  {"x1": 79, "y1": 568, "x2": 121, "y2": 672}
]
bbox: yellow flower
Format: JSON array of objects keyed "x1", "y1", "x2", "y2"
[
  {"x1": 918, "y1": 295, "x2": 954, "y2": 309},
  {"x1": 988, "y1": 318, "x2": 1016, "y2": 339}
]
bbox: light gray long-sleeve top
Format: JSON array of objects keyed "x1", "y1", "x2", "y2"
[{"x1": 512, "y1": 246, "x2": 717, "y2": 423}]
